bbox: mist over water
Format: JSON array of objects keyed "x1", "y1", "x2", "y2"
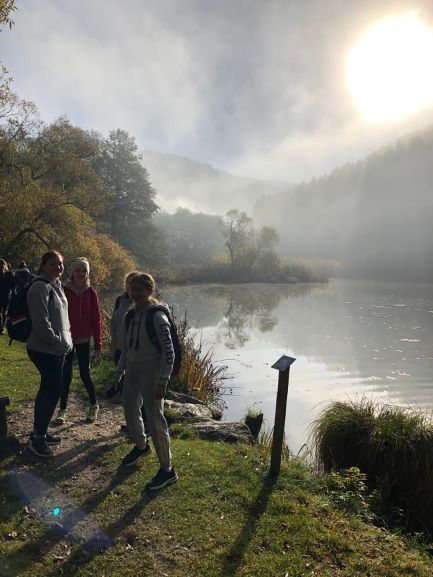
[{"x1": 162, "y1": 279, "x2": 433, "y2": 453}]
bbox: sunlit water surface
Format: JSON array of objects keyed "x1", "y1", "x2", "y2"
[{"x1": 161, "y1": 279, "x2": 433, "y2": 453}]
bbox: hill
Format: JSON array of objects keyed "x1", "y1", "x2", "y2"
[
  {"x1": 254, "y1": 128, "x2": 433, "y2": 282},
  {"x1": 141, "y1": 149, "x2": 289, "y2": 216}
]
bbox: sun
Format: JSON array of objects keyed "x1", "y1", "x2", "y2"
[{"x1": 346, "y1": 12, "x2": 433, "y2": 122}]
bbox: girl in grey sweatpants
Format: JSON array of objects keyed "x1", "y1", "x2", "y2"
[{"x1": 113, "y1": 272, "x2": 177, "y2": 491}]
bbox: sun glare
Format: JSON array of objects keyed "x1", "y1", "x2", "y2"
[{"x1": 347, "y1": 12, "x2": 433, "y2": 122}]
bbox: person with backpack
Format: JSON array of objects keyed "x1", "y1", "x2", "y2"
[
  {"x1": 14, "y1": 261, "x2": 35, "y2": 290},
  {"x1": 0, "y1": 258, "x2": 15, "y2": 334},
  {"x1": 113, "y1": 272, "x2": 178, "y2": 490},
  {"x1": 110, "y1": 270, "x2": 139, "y2": 364},
  {"x1": 54, "y1": 257, "x2": 102, "y2": 424},
  {"x1": 26, "y1": 250, "x2": 72, "y2": 458},
  {"x1": 109, "y1": 270, "x2": 148, "y2": 431}
]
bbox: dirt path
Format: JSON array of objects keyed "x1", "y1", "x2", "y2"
[{"x1": 6, "y1": 393, "x2": 131, "y2": 492}]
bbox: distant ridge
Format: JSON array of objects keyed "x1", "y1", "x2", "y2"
[
  {"x1": 253, "y1": 127, "x2": 433, "y2": 282},
  {"x1": 141, "y1": 149, "x2": 289, "y2": 215}
]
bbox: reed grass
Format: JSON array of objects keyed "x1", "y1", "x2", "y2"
[
  {"x1": 174, "y1": 313, "x2": 227, "y2": 409},
  {"x1": 312, "y1": 398, "x2": 433, "y2": 535}
]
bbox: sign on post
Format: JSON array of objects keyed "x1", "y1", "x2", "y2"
[{"x1": 269, "y1": 355, "x2": 296, "y2": 477}]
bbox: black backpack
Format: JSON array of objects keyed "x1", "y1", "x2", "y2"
[
  {"x1": 6, "y1": 277, "x2": 52, "y2": 345},
  {"x1": 125, "y1": 306, "x2": 182, "y2": 377}
]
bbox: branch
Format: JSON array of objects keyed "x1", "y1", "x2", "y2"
[{"x1": 4, "y1": 227, "x2": 50, "y2": 257}]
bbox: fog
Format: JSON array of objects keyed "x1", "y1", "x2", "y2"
[
  {"x1": 3, "y1": 0, "x2": 433, "y2": 191},
  {"x1": 2, "y1": 1, "x2": 433, "y2": 280}
]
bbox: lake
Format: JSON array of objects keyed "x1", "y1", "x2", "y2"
[{"x1": 161, "y1": 278, "x2": 433, "y2": 453}]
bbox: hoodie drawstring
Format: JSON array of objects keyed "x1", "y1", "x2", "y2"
[{"x1": 129, "y1": 311, "x2": 143, "y2": 351}]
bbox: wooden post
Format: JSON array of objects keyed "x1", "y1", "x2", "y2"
[
  {"x1": 270, "y1": 356, "x2": 296, "y2": 477},
  {"x1": 0, "y1": 397, "x2": 10, "y2": 437}
]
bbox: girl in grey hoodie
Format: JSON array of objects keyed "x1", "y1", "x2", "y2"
[
  {"x1": 26, "y1": 250, "x2": 72, "y2": 458},
  {"x1": 113, "y1": 272, "x2": 177, "y2": 490}
]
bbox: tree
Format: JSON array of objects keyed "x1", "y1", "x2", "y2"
[
  {"x1": 220, "y1": 209, "x2": 279, "y2": 271},
  {"x1": 154, "y1": 208, "x2": 224, "y2": 265},
  {"x1": 0, "y1": 0, "x2": 16, "y2": 30},
  {"x1": 93, "y1": 129, "x2": 160, "y2": 263},
  {"x1": 220, "y1": 209, "x2": 253, "y2": 268}
]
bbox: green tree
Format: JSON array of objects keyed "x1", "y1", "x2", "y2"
[
  {"x1": 220, "y1": 209, "x2": 279, "y2": 271},
  {"x1": 94, "y1": 129, "x2": 161, "y2": 263},
  {"x1": 220, "y1": 209, "x2": 253, "y2": 268}
]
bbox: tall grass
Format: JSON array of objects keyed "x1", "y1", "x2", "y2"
[
  {"x1": 312, "y1": 399, "x2": 433, "y2": 535},
  {"x1": 174, "y1": 313, "x2": 227, "y2": 409}
]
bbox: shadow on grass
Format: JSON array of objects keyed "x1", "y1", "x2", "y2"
[
  {"x1": 220, "y1": 473, "x2": 277, "y2": 577},
  {"x1": 1, "y1": 456, "x2": 159, "y2": 577}
]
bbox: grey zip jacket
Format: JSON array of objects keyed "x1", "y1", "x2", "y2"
[
  {"x1": 115, "y1": 303, "x2": 174, "y2": 386},
  {"x1": 26, "y1": 274, "x2": 73, "y2": 356}
]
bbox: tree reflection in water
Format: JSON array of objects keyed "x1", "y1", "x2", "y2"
[{"x1": 214, "y1": 284, "x2": 313, "y2": 349}]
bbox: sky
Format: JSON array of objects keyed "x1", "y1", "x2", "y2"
[{"x1": 2, "y1": 0, "x2": 433, "y2": 184}]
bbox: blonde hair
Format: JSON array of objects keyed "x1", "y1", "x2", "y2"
[
  {"x1": 130, "y1": 272, "x2": 159, "y2": 304},
  {"x1": 0, "y1": 259, "x2": 8, "y2": 274},
  {"x1": 124, "y1": 270, "x2": 140, "y2": 286},
  {"x1": 37, "y1": 250, "x2": 63, "y2": 274}
]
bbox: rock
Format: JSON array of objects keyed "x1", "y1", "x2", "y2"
[
  {"x1": 168, "y1": 391, "x2": 223, "y2": 421},
  {"x1": 188, "y1": 421, "x2": 253, "y2": 444},
  {"x1": 164, "y1": 400, "x2": 213, "y2": 422}
]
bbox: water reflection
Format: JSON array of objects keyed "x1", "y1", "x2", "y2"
[
  {"x1": 213, "y1": 284, "x2": 312, "y2": 349},
  {"x1": 161, "y1": 279, "x2": 433, "y2": 452}
]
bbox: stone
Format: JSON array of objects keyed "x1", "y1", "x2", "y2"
[
  {"x1": 168, "y1": 391, "x2": 223, "y2": 421},
  {"x1": 188, "y1": 421, "x2": 253, "y2": 444},
  {"x1": 164, "y1": 400, "x2": 213, "y2": 422}
]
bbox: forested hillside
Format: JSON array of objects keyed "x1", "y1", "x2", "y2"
[
  {"x1": 254, "y1": 129, "x2": 433, "y2": 281},
  {"x1": 0, "y1": 71, "x2": 165, "y2": 288}
]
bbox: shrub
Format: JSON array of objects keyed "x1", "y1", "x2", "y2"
[{"x1": 312, "y1": 399, "x2": 433, "y2": 535}]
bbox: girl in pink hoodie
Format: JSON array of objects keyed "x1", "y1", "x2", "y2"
[{"x1": 55, "y1": 257, "x2": 102, "y2": 424}]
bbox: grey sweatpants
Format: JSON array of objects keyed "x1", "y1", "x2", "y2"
[{"x1": 122, "y1": 361, "x2": 171, "y2": 470}]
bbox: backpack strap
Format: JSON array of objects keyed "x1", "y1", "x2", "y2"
[
  {"x1": 144, "y1": 306, "x2": 173, "y2": 351},
  {"x1": 125, "y1": 308, "x2": 134, "y2": 331},
  {"x1": 114, "y1": 294, "x2": 122, "y2": 311},
  {"x1": 31, "y1": 277, "x2": 54, "y2": 300}
]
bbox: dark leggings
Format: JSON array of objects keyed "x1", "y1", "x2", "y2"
[
  {"x1": 61, "y1": 341, "x2": 97, "y2": 409},
  {"x1": 114, "y1": 349, "x2": 147, "y2": 425},
  {"x1": 0, "y1": 300, "x2": 8, "y2": 334},
  {"x1": 27, "y1": 349, "x2": 65, "y2": 436}
]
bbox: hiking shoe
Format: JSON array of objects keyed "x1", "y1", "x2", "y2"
[
  {"x1": 86, "y1": 404, "x2": 99, "y2": 423},
  {"x1": 30, "y1": 432, "x2": 61, "y2": 446},
  {"x1": 122, "y1": 443, "x2": 152, "y2": 466},
  {"x1": 29, "y1": 437, "x2": 53, "y2": 458},
  {"x1": 54, "y1": 409, "x2": 67, "y2": 425},
  {"x1": 145, "y1": 467, "x2": 178, "y2": 491}
]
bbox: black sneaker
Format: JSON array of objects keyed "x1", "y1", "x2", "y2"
[
  {"x1": 30, "y1": 432, "x2": 61, "y2": 446},
  {"x1": 121, "y1": 443, "x2": 151, "y2": 466},
  {"x1": 146, "y1": 467, "x2": 178, "y2": 491},
  {"x1": 29, "y1": 438, "x2": 53, "y2": 458}
]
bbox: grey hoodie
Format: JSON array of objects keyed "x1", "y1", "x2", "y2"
[
  {"x1": 115, "y1": 303, "x2": 174, "y2": 385},
  {"x1": 26, "y1": 275, "x2": 72, "y2": 356}
]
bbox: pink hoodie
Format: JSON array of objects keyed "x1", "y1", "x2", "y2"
[{"x1": 63, "y1": 283, "x2": 102, "y2": 352}]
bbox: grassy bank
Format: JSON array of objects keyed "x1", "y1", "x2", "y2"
[
  {"x1": 1, "y1": 340, "x2": 433, "y2": 576},
  {"x1": 154, "y1": 260, "x2": 330, "y2": 285},
  {"x1": 313, "y1": 399, "x2": 433, "y2": 537}
]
